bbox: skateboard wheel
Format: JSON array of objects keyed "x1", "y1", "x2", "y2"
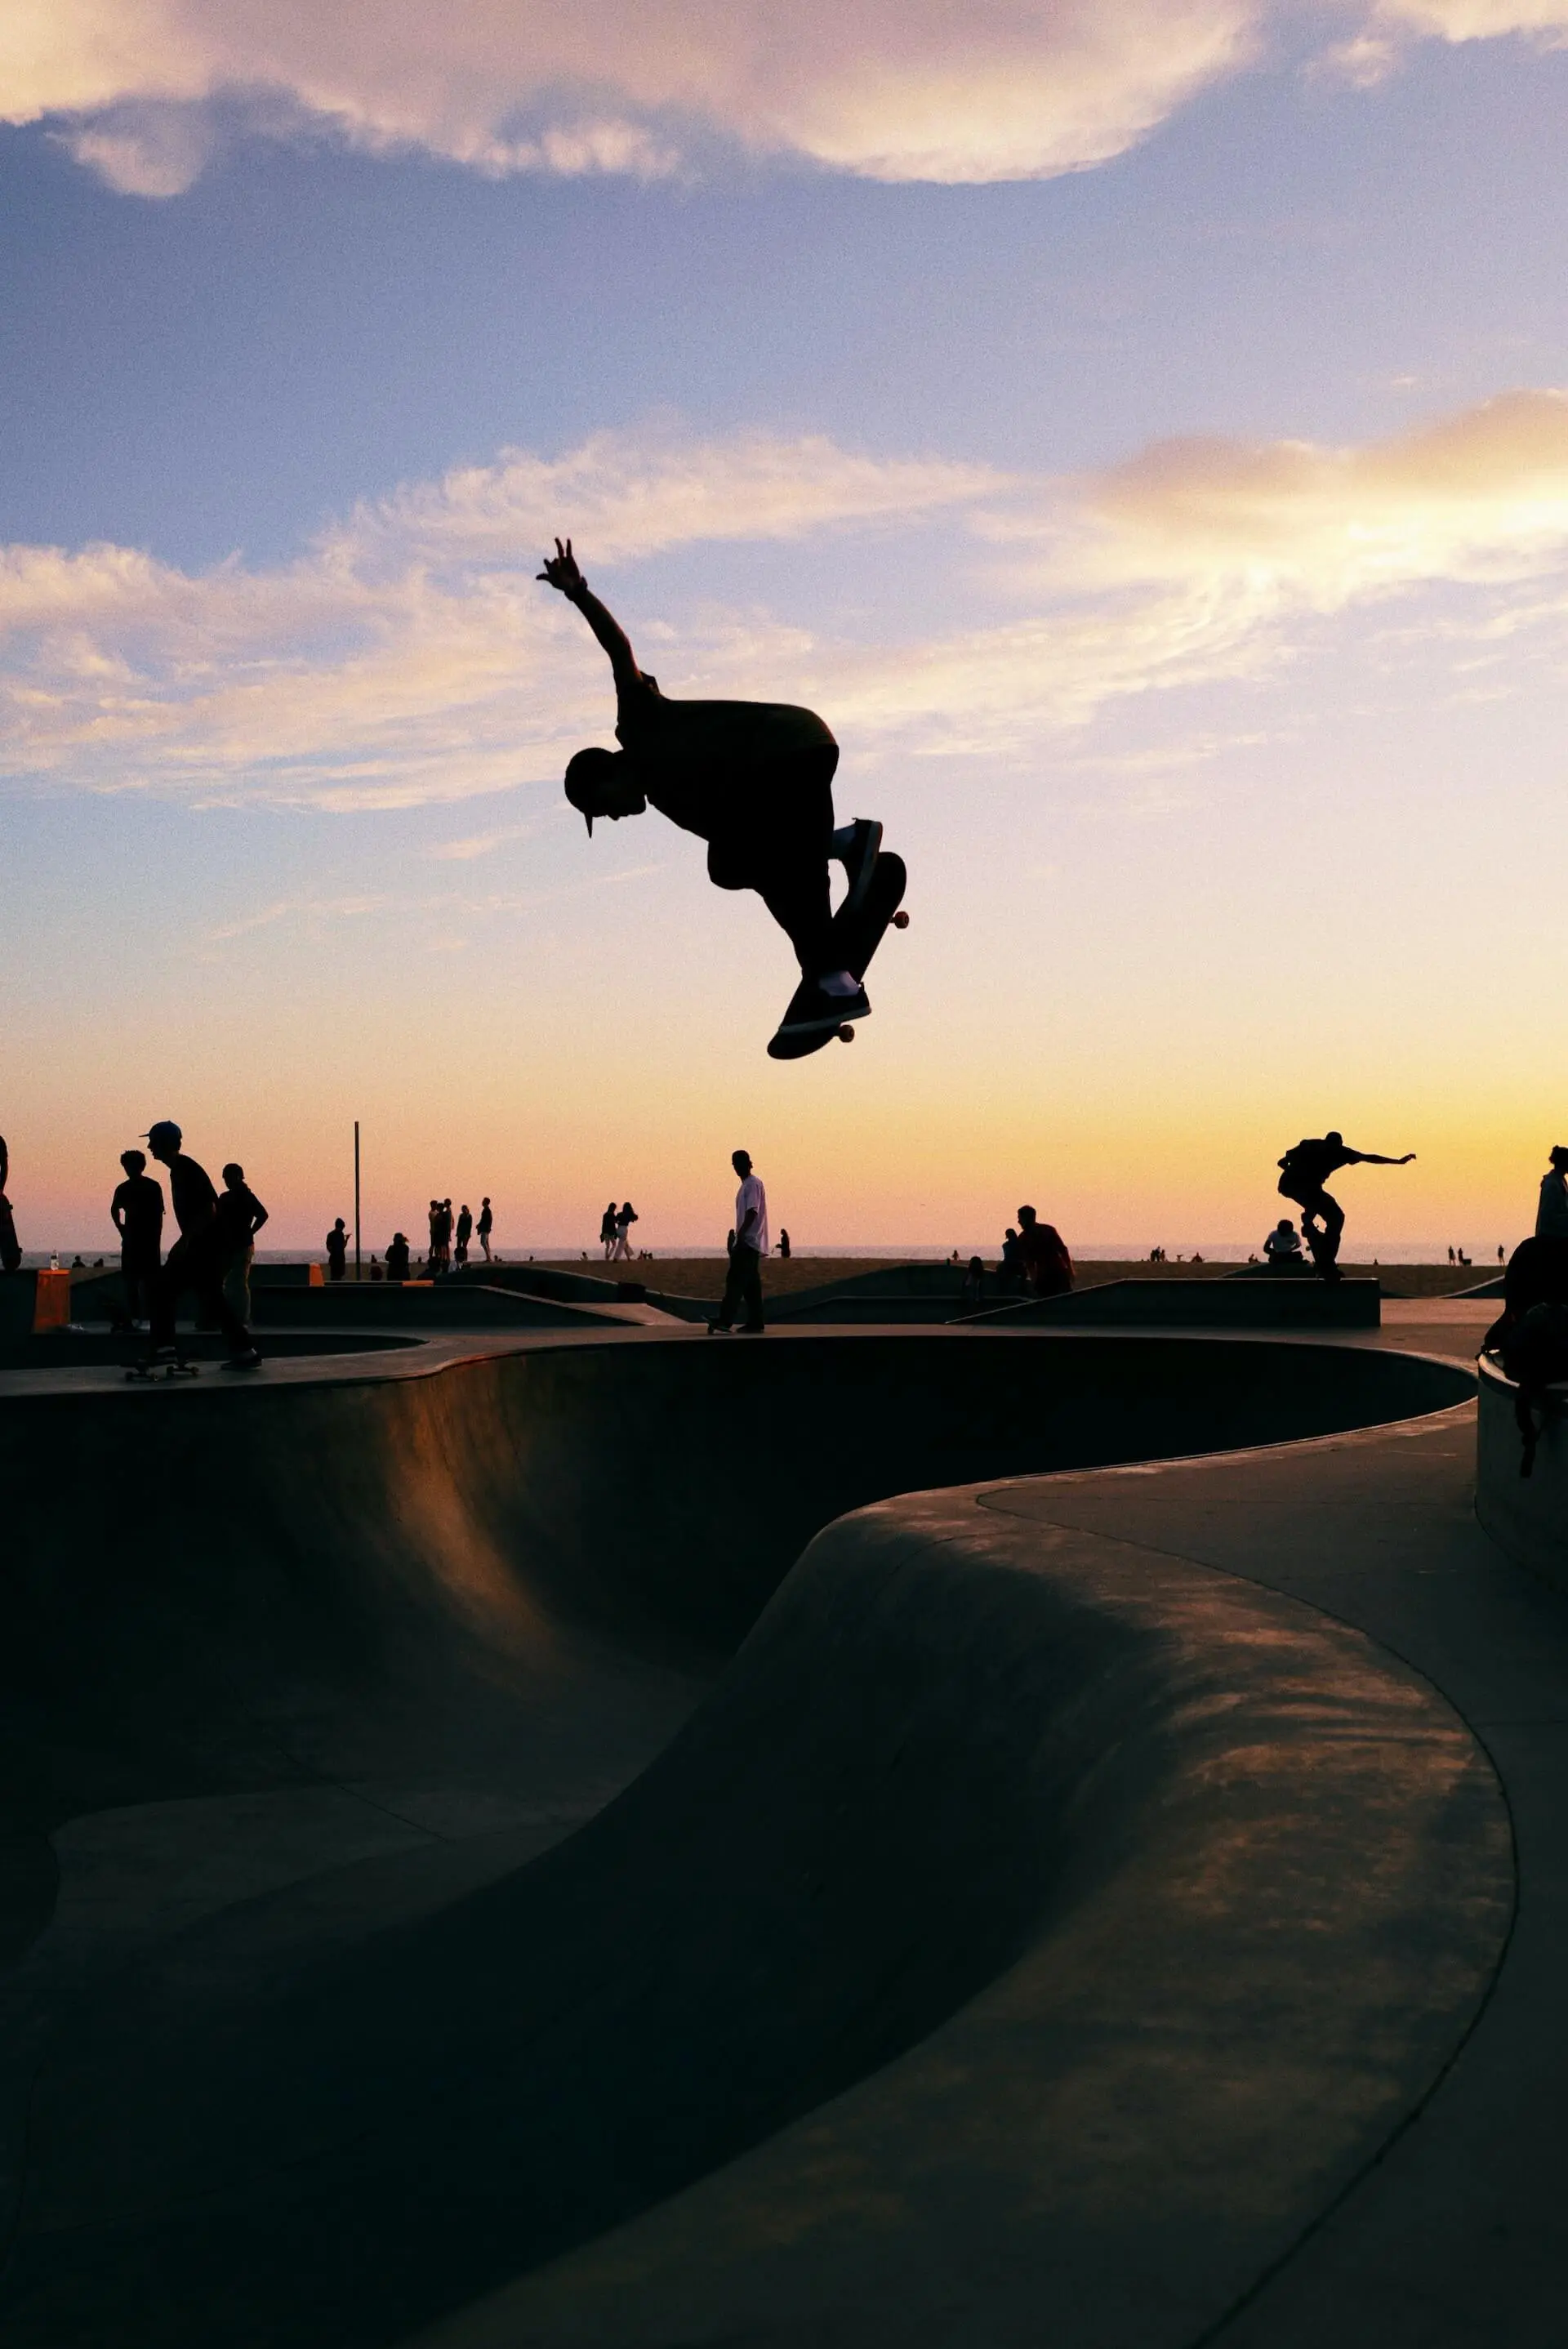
[
  {"x1": 837, "y1": 1024, "x2": 856, "y2": 1043},
  {"x1": 892, "y1": 910, "x2": 910, "y2": 929}
]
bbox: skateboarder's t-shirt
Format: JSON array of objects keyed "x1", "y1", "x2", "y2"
[
  {"x1": 734, "y1": 1174, "x2": 769, "y2": 1259},
  {"x1": 113, "y1": 1174, "x2": 164, "y2": 1258},
  {"x1": 168, "y1": 1153, "x2": 219, "y2": 1239},
  {"x1": 615, "y1": 675, "x2": 835, "y2": 840},
  {"x1": 1280, "y1": 1139, "x2": 1352, "y2": 1191}
]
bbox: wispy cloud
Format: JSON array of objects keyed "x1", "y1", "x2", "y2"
[{"x1": 9, "y1": 399, "x2": 1568, "y2": 813}]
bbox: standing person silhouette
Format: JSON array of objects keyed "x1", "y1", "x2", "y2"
[
  {"x1": 0, "y1": 1134, "x2": 20, "y2": 1273},
  {"x1": 110, "y1": 1148, "x2": 164, "y2": 1326},
  {"x1": 454, "y1": 1204, "x2": 473, "y2": 1268},
  {"x1": 709, "y1": 1151, "x2": 768, "y2": 1335},
  {"x1": 326, "y1": 1218, "x2": 349, "y2": 1281},
  {"x1": 217, "y1": 1164, "x2": 269, "y2": 1324},
  {"x1": 539, "y1": 538, "x2": 888, "y2": 1046},
  {"x1": 1276, "y1": 1130, "x2": 1415, "y2": 1281},
  {"x1": 477, "y1": 1197, "x2": 494, "y2": 1262}
]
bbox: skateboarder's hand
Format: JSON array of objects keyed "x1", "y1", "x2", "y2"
[{"x1": 537, "y1": 537, "x2": 585, "y2": 596}]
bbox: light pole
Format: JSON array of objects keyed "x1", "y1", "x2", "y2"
[{"x1": 354, "y1": 1120, "x2": 362, "y2": 1281}]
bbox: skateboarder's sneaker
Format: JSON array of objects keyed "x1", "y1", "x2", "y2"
[
  {"x1": 778, "y1": 982, "x2": 870, "y2": 1041},
  {"x1": 840, "y1": 818, "x2": 883, "y2": 915},
  {"x1": 221, "y1": 1348, "x2": 263, "y2": 1371}
]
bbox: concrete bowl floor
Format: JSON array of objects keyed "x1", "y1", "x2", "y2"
[{"x1": 0, "y1": 1321, "x2": 1552, "y2": 2348}]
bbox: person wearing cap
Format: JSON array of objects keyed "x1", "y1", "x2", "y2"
[
  {"x1": 538, "y1": 537, "x2": 889, "y2": 1045},
  {"x1": 143, "y1": 1121, "x2": 261, "y2": 1369}
]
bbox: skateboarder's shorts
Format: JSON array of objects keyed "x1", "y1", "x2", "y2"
[{"x1": 704, "y1": 745, "x2": 839, "y2": 893}]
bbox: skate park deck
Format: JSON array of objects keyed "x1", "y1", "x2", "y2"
[{"x1": 0, "y1": 1310, "x2": 1560, "y2": 2347}]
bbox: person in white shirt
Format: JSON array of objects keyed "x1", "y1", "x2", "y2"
[
  {"x1": 1536, "y1": 1147, "x2": 1568, "y2": 1241},
  {"x1": 1263, "y1": 1219, "x2": 1304, "y2": 1264},
  {"x1": 710, "y1": 1150, "x2": 768, "y2": 1333}
]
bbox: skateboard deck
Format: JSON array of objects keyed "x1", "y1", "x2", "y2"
[{"x1": 768, "y1": 851, "x2": 907, "y2": 1061}]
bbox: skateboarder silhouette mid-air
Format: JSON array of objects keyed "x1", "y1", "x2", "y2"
[
  {"x1": 1276, "y1": 1130, "x2": 1414, "y2": 1280},
  {"x1": 539, "y1": 539, "x2": 897, "y2": 1049}
]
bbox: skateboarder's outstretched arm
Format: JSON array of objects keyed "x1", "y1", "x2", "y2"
[
  {"x1": 537, "y1": 539, "x2": 641, "y2": 694},
  {"x1": 1348, "y1": 1148, "x2": 1417, "y2": 1166}
]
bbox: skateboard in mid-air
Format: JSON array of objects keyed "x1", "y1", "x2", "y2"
[{"x1": 768, "y1": 851, "x2": 908, "y2": 1061}]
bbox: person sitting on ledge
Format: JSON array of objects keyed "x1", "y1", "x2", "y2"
[
  {"x1": 385, "y1": 1232, "x2": 412, "y2": 1282},
  {"x1": 1263, "y1": 1218, "x2": 1305, "y2": 1266},
  {"x1": 538, "y1": 537, "x2": 889, "y2": 1046},
  {"x1": 1487, "y1": 1145, "x2": 1568, "y2": 1355},
  {"x1": 1017, "y1": 1204, "x2": 1073, "y2": 1298}
]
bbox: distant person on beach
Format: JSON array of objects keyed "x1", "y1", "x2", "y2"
[
  {"x1": 1276, "y1": 1131, "x2": 1415, "y2": 1282},
  {"x1": 710, "y1": 1151, "x2": 768, "y2": 1334},
  {"x1": 326, "y1": 1219, "x2": 349, "y2": 1281},
  {"x1": 1016, "y1": 1205, "x2": 1073, "y2": 1298},
  {"x1": 386, "y1": 1232, "x2": 412, "y2": 1281},
  {"x1": 455, "y1": 1204, "x2": 473, "y2": 1268},
  {"x1": 611, "y1": 1202, "x2": 638, "y2": 1260},
  {"x1": 0, "y1": 1134, "x2": 20, "y2": 1273},
  {"x1": 1263, "y1": 1218, "x2": 1304, "y2": 1266},
  {"x1": 539, "y1": 537, "x2": 889, "y2": 1045},
  {"x1": 217, "y1": 1164, "x2": 268, "y2": 1323},
  {"x1": 777, "y1": 1228, "x2": 791, "y2": 1259},
  {"x1": 478, "y1": 1198, "x2": 493, "y2": 1262},
  {"x1": 110, "y1": 1148, "x2": 164, "y2": 1326},
  {"x1": 144, "y1": 1121, "x2": 260, "y2": 1369},
  {"x1": 599, "y1": 1202, "x2": 617, "y2": 1259}
]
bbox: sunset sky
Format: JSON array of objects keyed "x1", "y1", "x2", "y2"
[{"x1": 3, "y1": 1, "x2": 1567, "y2": 1257}]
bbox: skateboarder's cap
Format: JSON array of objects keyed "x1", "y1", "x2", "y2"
[{"x1": 142, "y1": 1120, "x2": 181, "y2": 1148}]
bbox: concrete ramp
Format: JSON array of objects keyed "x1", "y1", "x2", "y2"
[{"x1": 0, "y1": 1331, "x2": 1500, "y2": 2347}]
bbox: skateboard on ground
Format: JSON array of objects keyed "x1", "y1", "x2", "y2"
[
  {"x1": 125, "y1": 1353, "x2": 199, "y2": 1382},
  {"x1": 767, "y1": 851, "x2": 908, "y2": 1061}
]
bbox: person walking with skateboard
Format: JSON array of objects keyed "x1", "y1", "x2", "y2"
[
  {"x1": 143, "y1": 1121, "x2": 261, "y2": 1370},
  {"x1": 710, "y1": 1151, "x2": 768, "y2": 1334},
  {"x1": 1276, "y1": 1130, "x2": 1414, "y2": 1281},
  {"x1": 538, "y1": 539, "x2": 893, "y2": 1048}
]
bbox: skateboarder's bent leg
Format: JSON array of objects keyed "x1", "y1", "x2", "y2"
[{"x1": 705, "y1": 750, "x2": 844, "y2": 981}]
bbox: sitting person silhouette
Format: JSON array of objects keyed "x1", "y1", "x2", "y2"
[
  {"x1": 539, "y1": 538, "x2": 885, "y2": 1044},
  {"x1": 1263, "y1": 1218, "x2": 1304, "y2": 1265},
  {"x1": 1276, "y1": 1130, "x2": 1414, "y2": 1281}
]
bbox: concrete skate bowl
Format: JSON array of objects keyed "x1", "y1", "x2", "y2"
[{"x1": 0, "y1": 1330, "x2": 1500, "y2": 2349}]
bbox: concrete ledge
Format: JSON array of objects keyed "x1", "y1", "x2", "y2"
[
  {"x1": 1477, "y1": 1350, "x2": 1568, "y2": 1585},
  {"x1": 965, "y1": 1275, "x2": 1380, "y2": 1329}
]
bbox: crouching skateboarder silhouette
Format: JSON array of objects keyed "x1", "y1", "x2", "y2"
[
  {"x1": 539, "y1": 539, "x2": 906, "y2": 1055},
  {"x1": 1276, "y1": 1130, "x2": 1415, "y2": 1281}
]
